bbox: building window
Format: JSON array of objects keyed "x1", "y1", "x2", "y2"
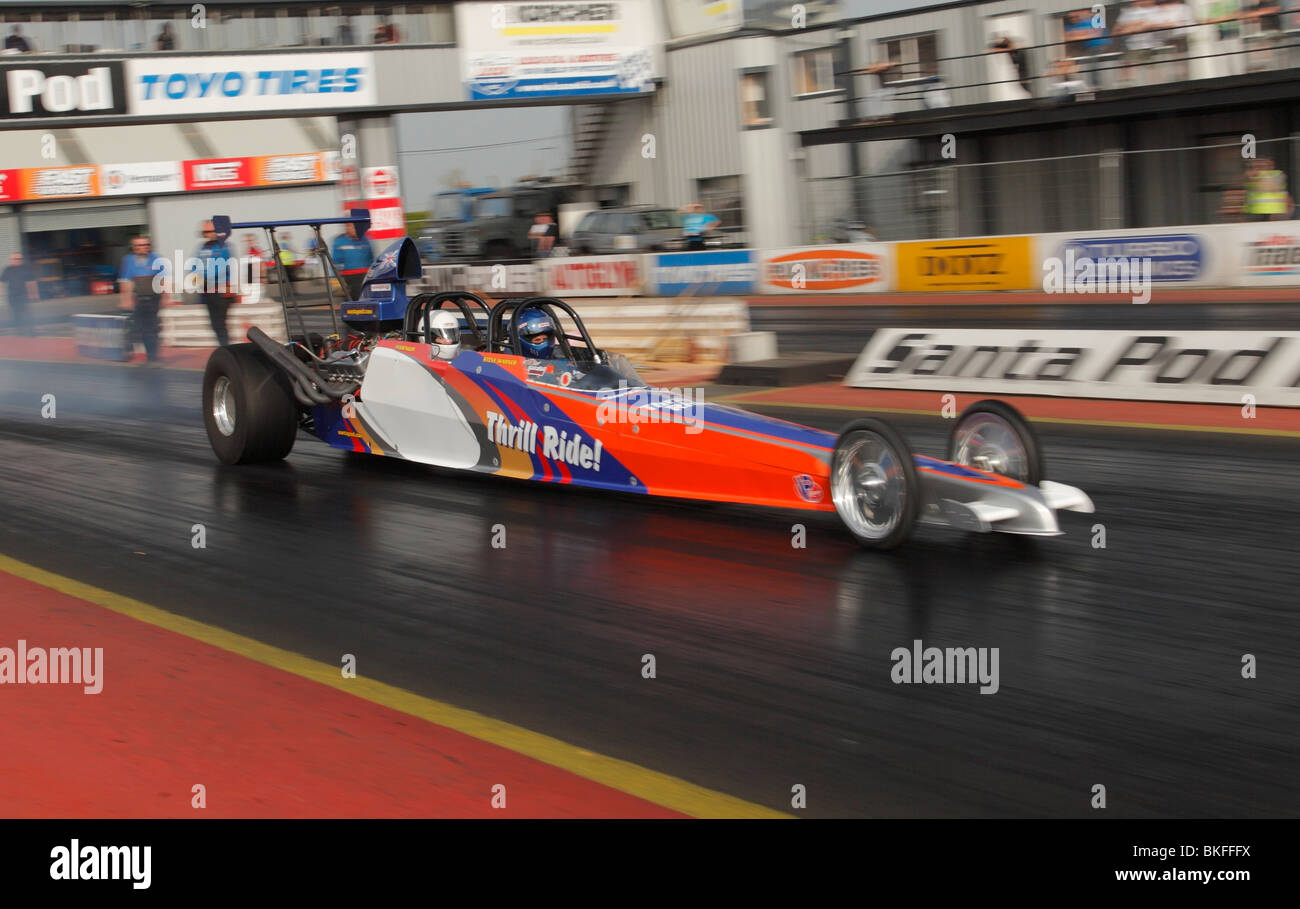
[
  {"x1": 739, "y1": 70, "x2": 772, "y2": 128},
  {"x1": 697, "y1": 176, "x2": 745, "y2": 233},
  {"x1": 794, "y1": 48, "x2": 837, "y2": 96},
  {"x1": 879, "y1": 32, "x2": 940, "y2": 83}
]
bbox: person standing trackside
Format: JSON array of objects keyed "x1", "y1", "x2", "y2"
[
  {"x1": 118, "y1": 236, "x2": 171, "y2": 365},
  {"x1": 331, "y1": 222, "x2": 373, "y2": 300},
  {"x1": 679, "y1": 202, "x2": 720, "y2": 250},
  {"x1": 195, "y1": 220, "x2": 236, "y2": 347},
  {"x1": 529, "y1": 213, "x2": 558, "y2": 258},
  {"x1": 1, "y1": 252, "x2": 38, "y2": 335}
]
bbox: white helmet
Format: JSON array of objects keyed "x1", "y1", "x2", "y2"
[{"x1": 428, "y1": 310, "x2": 461, "y2": 360}]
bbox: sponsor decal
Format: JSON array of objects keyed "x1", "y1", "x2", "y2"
[
  {"x1": 652, "y1": 249, "x2": 758, "y2": 295},
  {"x1": 126, "y1": 53, "x2": 376, "y2": 115},
  {"x1": 794, "y1": 474, "x2": 824, "y2": 503},
  {"x1": 486, "y1": 409, "x2": 605, "y2": 470},
  {"x1": 763, "y1": 246, "x2": 884, "y2": 292},
  {"x1": 344, "y1": 307, "x2": 375, "y2": 316},
  {"x1": 184, "y1": 157, "x2": 251, "y2": 190},
  {"x1": 1, "y1": 62, "x2": 126, "y2": 119},
  {"x1": 480, "y1": 353, "x2": 522, "y2": 366},
  {"x1": 1059, "y1": 234, "x2": 1204, "y2": 283},
  {"x1": 546, "y1": 256, "x2": 640, "y2": 294},
  {"x1": 895, "y1": 237, "x2": 1033, "y2": 292},
  {"x1": 395, "y1": 343, "x2": 417, "y2": 352},
  {"x1": 845, "y1": 328, "x2": 1300, "y2": 406},
  {"x1": 21, "y1": 166, "x2": 98, "y2": 199}
]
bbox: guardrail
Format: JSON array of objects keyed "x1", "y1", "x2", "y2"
[{"x1": 409, "y1": 219, "x2": 1300, "y2": 298}]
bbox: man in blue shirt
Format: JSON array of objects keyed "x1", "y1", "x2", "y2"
[
  {"x1": 679, "y1": 202, "x2": 721, "y2": 250},
  {"x1": 118, "y1": 236, "x2": 171, "y2": 364},
  {"x1": 195, "y1": 220, "x2": 236, "y2": 346},
  {"x1": 331, "y1": 222, "x2": 373, "y2": 300}
]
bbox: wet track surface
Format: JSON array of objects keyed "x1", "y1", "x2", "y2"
[{"x1": 2, "y1": 358, "x2": 1298, "y2": 817}]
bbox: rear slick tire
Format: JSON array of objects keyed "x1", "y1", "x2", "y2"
[{"x1": 203, "y1": 343, "x2": 298, "y2": 465}]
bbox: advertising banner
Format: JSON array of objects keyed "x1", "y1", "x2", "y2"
[
  {"x1": 543, "y1": 255, "x2": 642, "y2": 296},
  {"x1": 1220, "y1": 222, "x2": 1300, "y2": 286},
  {"x1": 759, "y1": 244, "x2": 890, "y2": 294},
  {"x1": 456, "y1": 1, "x2": 658, "y2": 100},
  {"x1": 253, "y1": 154, "x2": 326, "y2": 186},
  {"x1": 894, "y1": 236, "x2": 1034, "y2": 292},
  {"x1": 126, "y1": 53, "x2": 376, "y2": 116},
  {"x1": 650, "y1": 249, "x2": 758, "y2": 295},
  {"x1": 1037, "y1": 228, "x2": 1217, "y2": 288},
  {"x1": 0, "y1": 62, "x2": 126, "y2": 120},
  {"x1": 184, "y1": 157, "x2": 253, "y2": 191},
  {"x1": 844, "y1": 328, "x2": 1300, "y2": 406},
  {"x1": 100, "y1": 161, "x2": 183, "y2": 196},
  {"x1": 20, "y1": 166, "x2": 99, "y2": 200},
  {"x1": 345, "y1": 198, "x2": 406, "y2": 241},
  {"x1": 0, "y1": 170, "x2": 20, "y2": 203}
]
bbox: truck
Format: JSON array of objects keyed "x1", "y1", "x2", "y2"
[
  {"x1": 417, "y1": 185, "x2": 496, "y2": 263},
  {"x1": 436, "y1": 177, "x2": 584, "y2": 262}
]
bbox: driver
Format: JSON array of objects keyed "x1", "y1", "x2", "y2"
[
  {"x1": 518, "y1": 311, "x2": 563, "y2": 360},
  {"x1": 428, "y1": 310, "x2": 461, "y2": 361}
]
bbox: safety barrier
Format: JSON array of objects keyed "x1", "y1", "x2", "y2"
[
  {"x1": 161, "y1": 302, "x2": 288, "y2": 347},
  {"x1": 410, "y1": 219, "x2": 1300, "y2": 297}
]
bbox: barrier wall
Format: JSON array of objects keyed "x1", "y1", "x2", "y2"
[{"x1": 410, "y1": 220, "x2": 1300, "y2": 298}]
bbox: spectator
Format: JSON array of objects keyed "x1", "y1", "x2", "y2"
[
  {"x1": 373, "y1": 15, "x2": 399, "y2": 44},
  {"x1": 990, "y1": 36, "x2": 1035, "y2": 97},
  {"x1": 1048, "y1": 56, "x2": 1094, "y2": 102},
  {"x1": 330, "y1": 223, "x2": 373, "y2": 299},
  {"x1": 1242, "y1": 157, "x2": 1294, "y2": 220},
  {"x1": 1, "y1": 252, "x2": 38, "y2": 335},
  {"x1": 155, "y1": 22, "x2": 176, "y2": 51},
  {"x1": 679, "y1": 202, "x2": 721, "y2": 250},
  {"x1": 118, "y1": 236, "x2": 170, "y2": 365},
  {"x1": 528, "y1": 213, "x2": 558, "y2": 258},
  {"x1": 195, "y1": 220, "x2": 236, "y2": 347},
  {"x1": 4, "y1": 25, "x2": 31, "y2": 53},
  {"x1": 337, "y1": 17, "x2": 356, "y2": 46},
  {"x1": 858, "y1": 60, "x2": 899, "y2": 121},
  {"x1": 1205, "y1": 1, "x2": 1246, "y2": 76},
  {"x1": 1063, "y1": 8, "x2": 1110, "y2": 53},
  {"x1": 243, "y1": 233, "x2": 264, "y2": 285}
]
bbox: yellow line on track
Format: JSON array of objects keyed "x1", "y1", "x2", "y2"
[{"x1": 0, "y1": 552, "x2": 788, "y2": 819}]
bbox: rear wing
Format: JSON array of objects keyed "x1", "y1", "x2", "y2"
[{"x1": 212, "y1": 208, "x2": 373, "y2": 341}]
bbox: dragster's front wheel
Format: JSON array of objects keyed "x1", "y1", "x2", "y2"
[
  {"x1": 946, "y1": 400, "x2": 1043, "y2": 485},
  {"x1": 831, "y1": 418, "x2": 919, "y2": 550}
]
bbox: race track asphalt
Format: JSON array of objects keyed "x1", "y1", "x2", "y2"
[{"x1": 1, "y1": 352, "x2": 1296, "y2": 818}]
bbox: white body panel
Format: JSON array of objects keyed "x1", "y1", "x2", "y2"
[{"x1": 355, "y1": 347, "x2": 480, "y2": 468}]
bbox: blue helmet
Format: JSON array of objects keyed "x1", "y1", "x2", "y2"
[{"x1": 518, "y1": 311, "x2": 557, "y2": 359}]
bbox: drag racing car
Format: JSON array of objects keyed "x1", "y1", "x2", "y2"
[{"x1": 201, "y1": 215, "x2": 1093, "y2": 549}]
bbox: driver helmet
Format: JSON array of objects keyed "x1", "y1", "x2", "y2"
[
  {"x1": 518, "y1": 311, "x2": 557, "y2": 359},
  {"x1": 428, "y1": 310, "x2": 461, "y2": 360}
]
